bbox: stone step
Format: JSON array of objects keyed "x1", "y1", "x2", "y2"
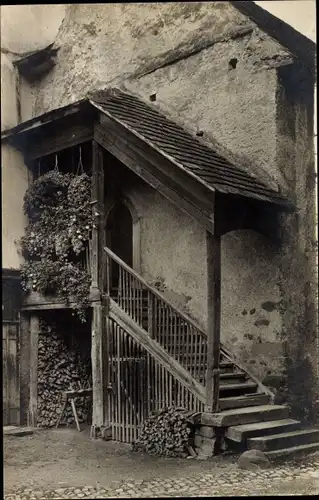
[
  {"x1": 248, "y1": 428, "x2": 319, "y2": 452},
  {"x1": 202, "y1": 404, "x2": 289, "y2": 427},
  {"x1": 197, "y1": 372, "x2": 247, "y2": 384},
  {"x1": 265, "y1": 441, "x2": 319, "y2": 460},
  {"x1": 219, "y1": 394, "x2": 271, "y2": 411},
  {"x1": 226, "y1": 418, "x2": 301, "y2": 443},
  {"x1": 219, "y1": 381, "x2": 258, "y2": 395}
]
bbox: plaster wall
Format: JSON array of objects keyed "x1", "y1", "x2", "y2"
[
  {"x1": 123, "y1": 182, "x2": 283, "y2": 382},
  {"x1": 1, "y1": 145, "x2": 29, "y2": 269},
  {"x1": 1, "y1": 52, "x2": 30, "y2": 270},
  {"x1": 1, "y1": 53, "x2": 18, "y2": 130},
  {"x1": 0, "y1": 4, "x2": 65, "y2": 55}
]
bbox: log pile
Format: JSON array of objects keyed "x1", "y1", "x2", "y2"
[
  {"x1": 132, "y1": 406, "x2": 198, "y2": 458},
  {"x1": 37, "y1": 319, "x2": 92, "y2": 428}
]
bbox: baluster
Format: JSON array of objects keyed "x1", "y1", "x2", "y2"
[
  {"x1": 118, "y1": 265, "x2": 121, "y2": 307},
  {"x1": 161, "y1": 302, "x2": 165, "y2": 347},
  {"x1": 194, "y1": 328, "x2": 199, "y2": 382},
  {"x1": 198, "y1": 333, "x2": 204, "y2": 386},
  {"x1": 128, "y1": 272, "x2": 132, "y2": 318},
  {"x1": 167, "y1": 307, "x2": 171, "y2": 354},
  {"x1": 148, "y1": 292, "x2": 153, "y2": 338},
  {"x1": 106, "y1": 254, "x2": 110, "y2": 296},
  {"x1": 124, "y1": 269, "x2": 128, "y2": 314},
  {"x1": 134, "y1": 277, "x2": 138, "y2": 323},
  {"x1": 173, "y1": 313, "x2": 177, "y2": 360},
  {"x1": 136, "y1": 281, "x2": 140, "y2": 326},
  {"x1": 139, "y1": 282, "x2": 143, "y2": 327},
  {"x1": 157, "y1": 299, "x2": 161, "y2": 345},
  {"x1": 190, "y1": 326, "x2": 194, "y2": 378}
]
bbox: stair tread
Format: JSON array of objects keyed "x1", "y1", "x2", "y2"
[
  {"x1": 228, "y1": 419, "x2": 300, "y2": 432},
  {"x1": 220, "y1": 372, "x2": 246, "y2": 378},
  {"x1": 249, "y1": 428, "x2": 319, "y2": 442},
  {"x1": 219, "y1": 394, "x2": 270, "y2": 410},
  {"x1": 226, "y1": 419, "x2": 301, "y2": 442},
  {"x1": 219, "y1": 381, "x2": 257, "y2": 390},
  {"x1": 218, "y1": 404, "x2": 286, "y2": 416},
  {"x1": 265, "y1": 441, "x2": 319, "y2": 458}
]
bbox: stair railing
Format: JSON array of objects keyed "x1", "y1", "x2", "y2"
[
  {"x1": 104, "y1": 246, "x2": 207, "y2": 385},
  {"x1": 104, "y1": 246, "x2": 273, "y2": 398}
]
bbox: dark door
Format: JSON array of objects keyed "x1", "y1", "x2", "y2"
[{"x1": 106, "y1": 202, "x2": 133, "y2": 287}]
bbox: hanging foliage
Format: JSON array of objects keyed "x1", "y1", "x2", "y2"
[{"x1": 20, "y1": 169, "x2": 94, "y2": 322}]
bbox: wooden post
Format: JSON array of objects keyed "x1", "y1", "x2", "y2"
[
  {"x1": 91, "y1": 299, "x2": 109, "y2": 438},
  {"x1": 19, "y1": 313, "x2": 30, "y2": 426},
  {"x1": 90, "y1": 140, "x2": 105, "y2": 298},
  {"x1": 29, "y1": 314, "x2": 39, "y2": 427},
  {"x1": 205, "y1": 231, "x2": 221, "y2": 413}
]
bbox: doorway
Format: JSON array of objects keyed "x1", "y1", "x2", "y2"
[{"x1": 106, "y1": 202, "x2": 133, "y2": 287}]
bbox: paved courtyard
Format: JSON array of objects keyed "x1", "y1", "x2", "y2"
[{"x1": 4, "y1": 426, "x2": 319, "y2": 498}]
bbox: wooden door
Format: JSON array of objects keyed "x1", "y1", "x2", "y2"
[
  {"x1": 2, "y1": 273, "x2": 21, "y2": 426},
  {"x1": 3, "y1": 320, "x2": 20, "y2": 425}
]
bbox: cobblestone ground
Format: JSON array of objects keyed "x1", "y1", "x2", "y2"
[
  {"x1": 4, "y1": 428, "x2": 319, "y2": 498},
  {"x1": 5, "y1": 461, "x2": 319, "y2": 498}
]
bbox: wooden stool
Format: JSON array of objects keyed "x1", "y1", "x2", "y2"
[{"x1": 56, "y1": 388, "x2": 92, "y2": 432}]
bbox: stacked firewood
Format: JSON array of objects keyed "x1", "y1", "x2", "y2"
[
  {"x1": 37, "y1": 320, "x2": 92, "y2": 428},
  {"x1": 132, "y1": 407, "x2": 198, "y2": 458}
]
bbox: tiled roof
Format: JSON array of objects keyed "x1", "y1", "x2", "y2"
[{"x1": 90, "y1": 88, "x2": 290, "y2": 207}]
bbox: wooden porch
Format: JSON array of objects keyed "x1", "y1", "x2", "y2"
[{"x1": 6, "y1": 88, "x2": 317, "y2": 459}]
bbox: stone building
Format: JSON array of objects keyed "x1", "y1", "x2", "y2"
[{"x1": 1, "y1": 2, "x2": 318, "y2": 456}]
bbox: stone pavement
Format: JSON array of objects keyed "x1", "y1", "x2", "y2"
[{"x1": 5, "y1": 457, "x2": 319, "y2": 498}]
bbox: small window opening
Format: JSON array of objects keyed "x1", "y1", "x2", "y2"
[{"x1": 229, "y1": 58, "x2": 238, "y2": 70}]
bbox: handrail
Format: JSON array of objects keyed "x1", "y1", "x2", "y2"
[
  {"x1": 104, "y1": 245, "x2": 205, "y2": 334},
  {"x1": 104, "y1": 245, "x2": 273, "y2": 398}
]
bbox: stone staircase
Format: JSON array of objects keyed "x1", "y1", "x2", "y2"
[{"x1": 209, "y1": 403, "x2": 319, "y2": 460}]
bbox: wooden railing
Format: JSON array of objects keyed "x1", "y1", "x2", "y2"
[
  {"x1": 106, "y1": 316, "x2": 205, "y2": 443},
  {"x1": 104, "y1": 246, "x2": 273, "y2": 399},
  {"x1": 104, "y1": 246, "x2": 208, "y2": 386}
]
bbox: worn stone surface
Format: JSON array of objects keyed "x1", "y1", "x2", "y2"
[
  {"x1": 28, "y1": 3, "x2": 258, "y2": 117},
  {"x1": 238, "y1": 449, "x2": 271, "y2": 470},
  {"x1": 4, "y1": 428, "x2": 319, "y2": 498}
]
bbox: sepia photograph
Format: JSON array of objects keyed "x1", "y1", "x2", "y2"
[{"x1": 1, "y1": 1, "x2": 318, "y2": 497}]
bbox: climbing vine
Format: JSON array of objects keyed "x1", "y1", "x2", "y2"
[{"x1": 20, "y1": 170, "x2": 95, "y2": 322}]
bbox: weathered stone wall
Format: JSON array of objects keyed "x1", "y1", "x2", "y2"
[{"x1": 275, "y1": 63, "x2": 318, "y2": 422}]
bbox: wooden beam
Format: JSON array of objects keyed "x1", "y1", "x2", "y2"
[
  {"x1": 26, "y1": 124, "x2": 93, "y2": 160},
  {"x1": 91, "y1": 300, "x2": 109, "y2": 434},
  {"x1": 90, "y1": 140, "x2": 104, "y2": 295},
  {"x1": 109, "y1": 298, "x2": 206, "y2": 404},
  {"x1": 29, "y1": 315, "x2": 39, "y2": 427},
  {"x1": 94, "y1": 124, "x2": 214, "y2": 234},
  {"x1": 98, "y1": 115, "x2": 215, "y2": 214},
  {"x1": 205, "y1": 230, "x2": 221, "y2": 413},
  {"x1": 21, "y1": 290, "x2": 101, "y2": 310},
  {"x1": 19, "y1": 313, "x2": 30, "y2": 426}
]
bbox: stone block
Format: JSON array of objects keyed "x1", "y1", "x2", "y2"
[
  {"x1": 194, "y1": 434, "x2": 203, "y2": 448},
  {"x1": 199, "y1": 426, "x2": 215, "y2": 438},
  {"x1": 238, "y1": 449, "x2": 270, "y2": 470}
]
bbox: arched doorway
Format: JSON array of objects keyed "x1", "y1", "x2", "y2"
[{"x1": 106, "y1": 202, "x2": 133, "y2": 287}]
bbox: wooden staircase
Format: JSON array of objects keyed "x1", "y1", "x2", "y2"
[{"x1": 105, "y1": 247, "x2": 319, "y2": 458}]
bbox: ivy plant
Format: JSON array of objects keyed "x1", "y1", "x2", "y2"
[{"x1": 20, "y1": 170, "x2": 95, "y2": 322}]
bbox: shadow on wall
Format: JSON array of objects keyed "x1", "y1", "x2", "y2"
[{"x1": 221, "y1": 229, "x2": 284, "y2": 382}]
